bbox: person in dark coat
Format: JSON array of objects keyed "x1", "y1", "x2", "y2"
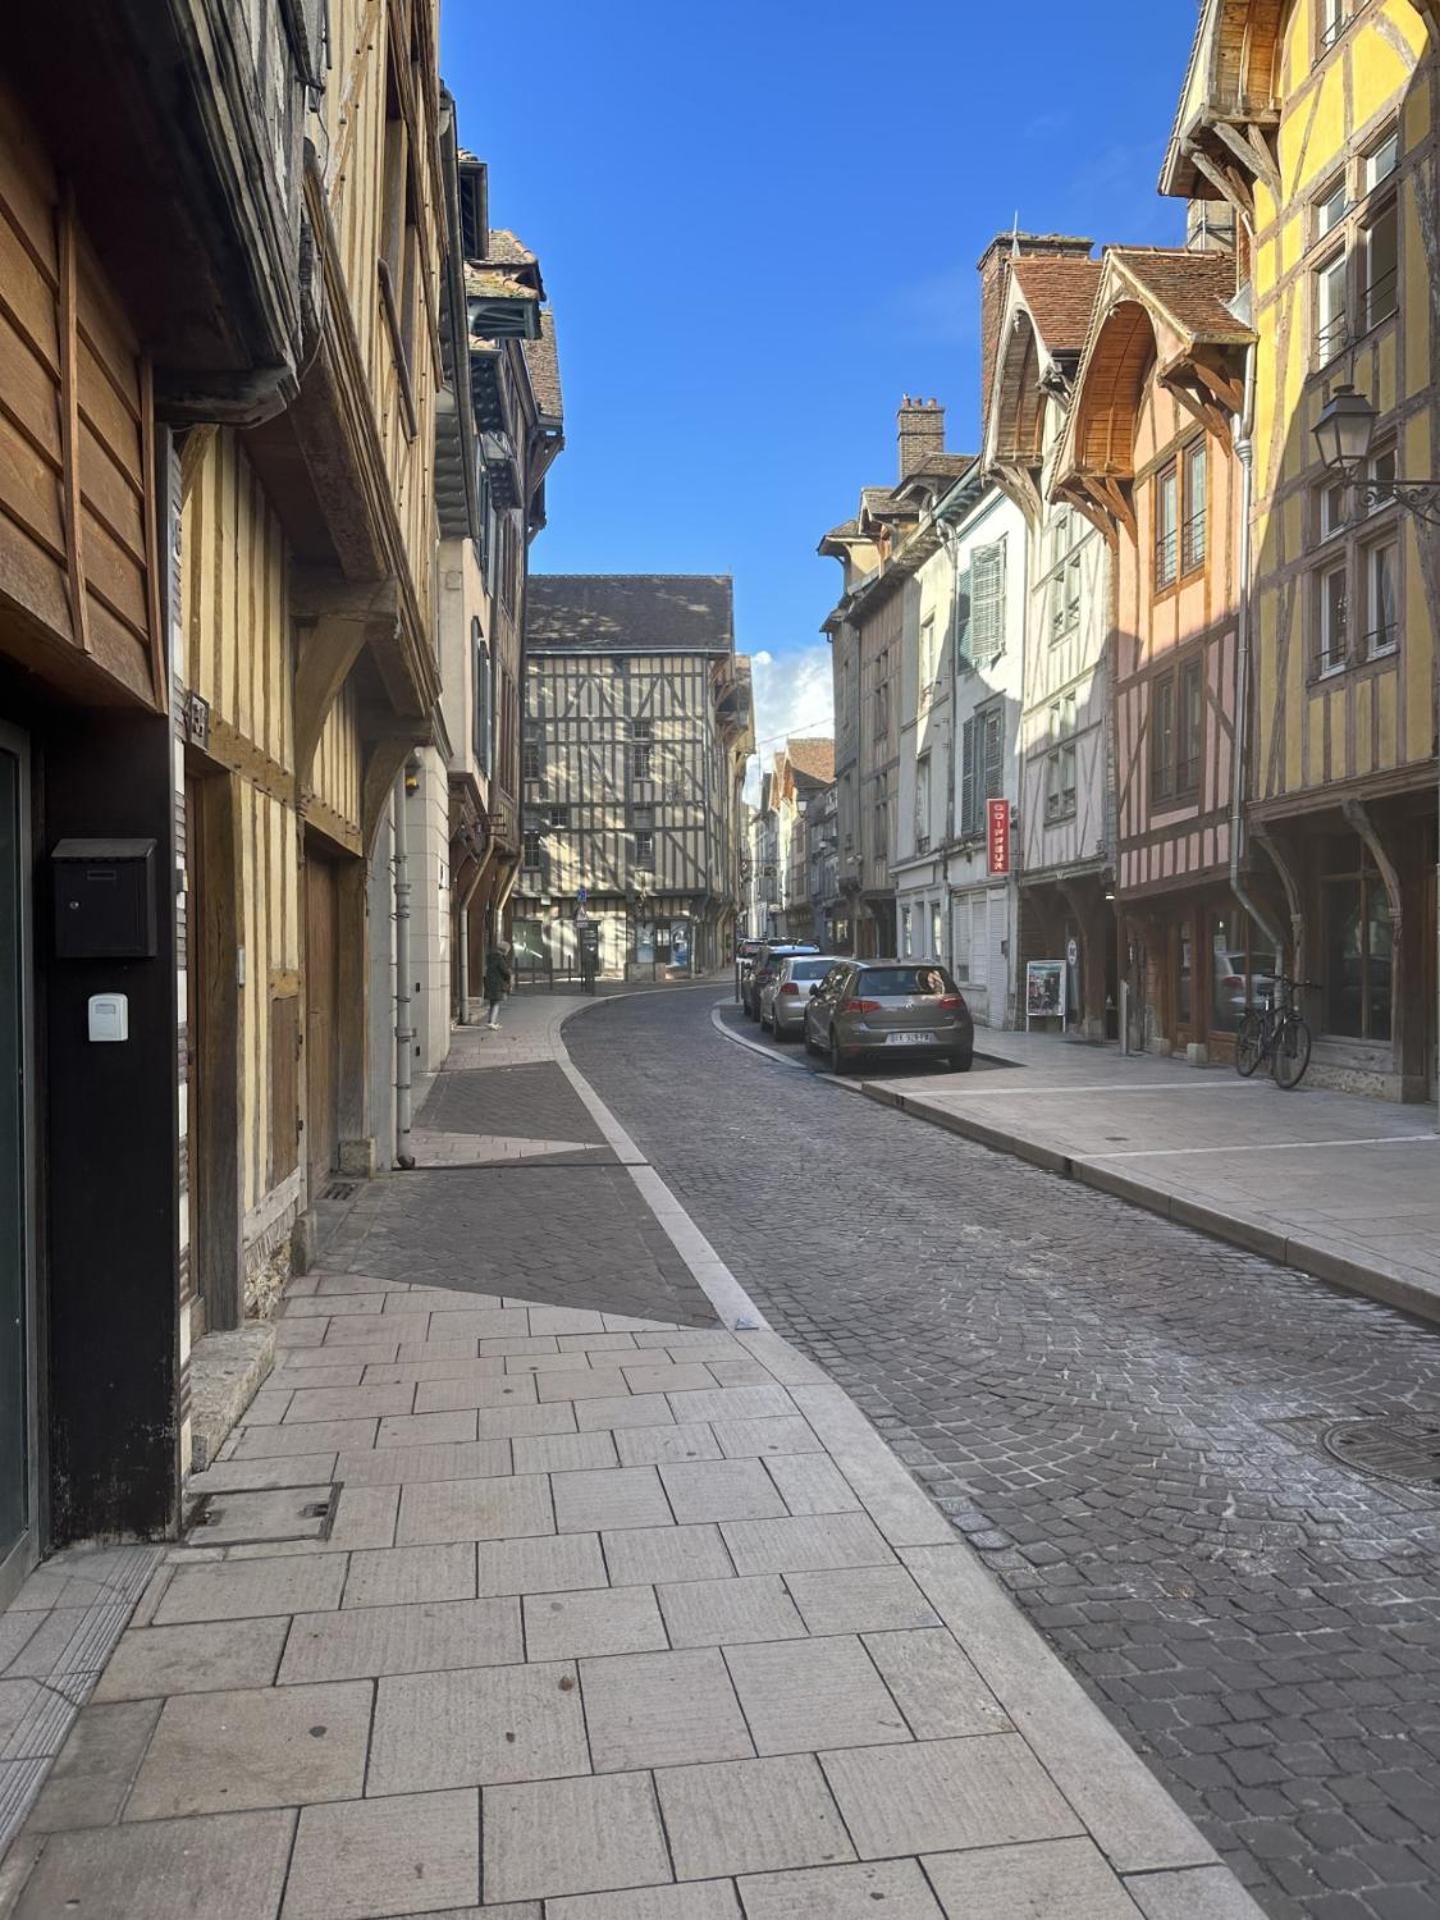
[{"x1": 484, "y1": 940, "x2": 512, "y2": 1030}]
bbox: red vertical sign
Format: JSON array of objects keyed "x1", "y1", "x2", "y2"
[{"x1": 987, "y1": 798, "x2": 1011, "y2": 876}]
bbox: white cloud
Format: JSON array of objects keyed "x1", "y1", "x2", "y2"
[{"x1": 744, "y1": 642, "x2": 834, "y2": 804}]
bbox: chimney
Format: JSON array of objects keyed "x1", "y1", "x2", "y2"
[
  {"x1": 1186, "y1": 197, "x2": 1237, "y2": 255},
  {"x1": 977, "y1": 232, "x2": 1094, "y2": 439},
  {"x1": 897, "y1": 396, "x2": 945, "y2": 481}
]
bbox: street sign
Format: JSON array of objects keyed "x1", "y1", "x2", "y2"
[
  {"x1": 986, "y1": 798, "x2": 1011, "y2": 877},
  {"x1": 577, "y1": 885, "x2": 588, "y2": 904},
  {"x1": 1065, "y1": 935, "x2": 1079, "y2": 969}
]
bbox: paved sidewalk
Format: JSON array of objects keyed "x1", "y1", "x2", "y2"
[
  {"x1": 0, "y1": 994, "x2": 1267, "y2": 1918},
  {"x1": 862, "y1": 1029, "x2": 1440, "y2": 1323}
]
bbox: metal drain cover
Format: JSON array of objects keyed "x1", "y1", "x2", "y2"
[
  {"x1": 323, "y1": 1181, "x2": 357, "y2": 1202},
  {"x1": 1322, "y1": 1415, "x2": 1440, "y2": 1487}
]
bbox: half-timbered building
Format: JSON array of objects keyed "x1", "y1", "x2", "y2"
[
  {"x1": 1163, "y1": 0, "x2": 1439, "y2": 1099},
  {"x1": 984, "y1": 246, "x2": 1120, "y2": 1036},
  {"x1": 415, "y1": 124, "x2": 563, "y2": 1066},
  {"x1": 0, "y1": 0, "x2": 323, "y2": 1572},
  {"x1": 1056, "y1": 246, "x2": 1255, "y2": 1061},
  {"x1": 520, "y1": 577, "x2": 749, "y2": 977}
]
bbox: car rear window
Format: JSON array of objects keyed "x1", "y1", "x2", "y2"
[
  {"x1": 788, "y1": 960, "x2": 831, "y2": 982},
  {"x1": 860, "y1": 966, "x2": 957, "y2": 997}
]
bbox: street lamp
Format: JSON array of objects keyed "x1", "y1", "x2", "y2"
[{"x1": 1314, "y1": 382, "x2": 1440, "y2": 523}]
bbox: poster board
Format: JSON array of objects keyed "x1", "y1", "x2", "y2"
[{"x1": 1025, "y1": 960, "x2": 1066, "y2": 1029}]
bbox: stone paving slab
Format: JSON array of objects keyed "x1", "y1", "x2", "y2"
[{"x1": 0, "y1": 988, "x2": 1270, "y2": 1919}]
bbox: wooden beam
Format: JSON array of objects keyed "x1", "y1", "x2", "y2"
[
  {"x1": 1213, "y1": 119, "x2": 1280, "y2": 198},
  {"x1": 56, "y1": 185, "x2": 90, "y2": 658},
  {"x1": 139, "y1": 357, "x2": 167, "y2": 711},
  {"x1": 292, "y1": 576, "x2": 402, "y2": 790},
  {"x1": 361, "y1": 733, "x2": 422, "y2": 854},
  {"x1": 1186, "y1": 143, "x2": 1254, "y2": 219}
]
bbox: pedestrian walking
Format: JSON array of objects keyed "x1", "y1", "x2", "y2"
[{"x1": 484, "y1": 939, "x2": 512, "y2": 1030}]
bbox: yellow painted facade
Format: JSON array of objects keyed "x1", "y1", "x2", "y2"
[{"x1": 1250, "y1": 0, "x2": 1435, "y2": 807}]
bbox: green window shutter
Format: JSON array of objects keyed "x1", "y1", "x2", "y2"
[
  {"x1": 954, "y1": 567, "x2": 973, "y2": 670},
  {"x1": 970, "y1": 539, "x2": 1007, "y2": 666},
  {"x1": 983, "y1": 704, "x2": 1004, "y2": 801},
  {"x1": 960, "y1": 716, "x2": 977, "y2": 836}
]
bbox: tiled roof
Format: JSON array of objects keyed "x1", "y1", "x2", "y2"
[
  {"x1": 786, "y1": 737, "x2": 835, "y2": 785},
  {"x1": 463, "y1": 262, "x2": 540, "y2": 312},
  {"x1": 1107, "y1": 247, "x2": 1247, "y2": 344},
  {"x1": 526, "y1": 576, "x2": 734, "y2": 654},
  {"x1": 1010, "y1": 256, "x2": 1103, "y2": 354},
  {"x1": 485, "y1": 228, "x2": 537, "y2": 268},
  {"x1": 523, "y1": 312, "x2": 563, "y2": 422}
]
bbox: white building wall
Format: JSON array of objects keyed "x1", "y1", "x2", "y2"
[
  {"x1": 945, "y1": 484, "x2": 1028, "y2": 1028},
  {"x1": 894, "y1": 541, "x2": 960, "y2": 967}
]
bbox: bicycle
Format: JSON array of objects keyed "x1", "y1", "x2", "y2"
[{"x1": 1235, "y1": 975, "x2": 1317, "y2": 1090}]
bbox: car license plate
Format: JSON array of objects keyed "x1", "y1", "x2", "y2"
[{"x1": 885, "y1": 1031, "x2": 931, "y2": 1046}]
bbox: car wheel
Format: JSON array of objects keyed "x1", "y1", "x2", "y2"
[
  {"x1": 772, "y1": 1021, "x2": 791, "y2": 1043},
  {"x1": 759, "y1": 1009, "x2": 772, "y2": 1032},
  {"x1": 945, "y1": 1050, "x2": 973, "y2": 1073},
  {"x1": 827, "y1": 1029, "x2": 850, "y2": 1076},
  {"x1": 803, "y1": 1023, "x2": 819, "y2": 1055}
]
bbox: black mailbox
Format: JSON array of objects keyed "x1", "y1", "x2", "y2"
[{"x1": 52, "y1": 839, "x2": 158, "y2": 959}]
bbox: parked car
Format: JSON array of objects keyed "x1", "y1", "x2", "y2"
[
  {"x1": 742, "y1": 940, "x2": 818, "y2": 1018},
  {"x1": 759, "y1": 953, "x2": 841, "y2": 1039},
  {"x1": 803, "y1": 959, "x2": 973, "y2": 1074}
]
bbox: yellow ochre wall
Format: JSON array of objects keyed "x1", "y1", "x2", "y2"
[{"x1": 1250, "y1": 0, "x2": 1436, "y2": 806}]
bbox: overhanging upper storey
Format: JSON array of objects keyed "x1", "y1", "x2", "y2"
[
  {"x1": 1052, "y1": 248, "x2": 1252, "y2": 537},
  {"x1": 1159, "y1": 0, "x2": 1287, "y2": 213},
  {"x1": 984, "y1": 252, "x2": 1103, "y2": 519}
]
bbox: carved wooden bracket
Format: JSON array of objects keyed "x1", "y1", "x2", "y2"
[
  {"x1": 292, "y1": 574, "x2": 402, "y2": 792},
  {"x1": 361, "y1": 730, "x2": 429, "y2": 856}
]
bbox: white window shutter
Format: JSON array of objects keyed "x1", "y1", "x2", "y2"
[{"x1": 970, "y1": 540, "x2": 1006, "y2": 666}]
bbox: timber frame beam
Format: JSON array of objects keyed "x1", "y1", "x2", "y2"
[
  {"x1": 361, "y1": 729, "x2": 429, "y2": 855},
  {"x1": 292, "y1": 574, "x2": 402, "y2": 790}
]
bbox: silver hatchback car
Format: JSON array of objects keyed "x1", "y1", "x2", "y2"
[
  {"x1": 803, "y1": 959, "x2": 974, "y2": 1074},
  {"x1": 759, "y1": 953, "x2": 842, "y2": 1039}
]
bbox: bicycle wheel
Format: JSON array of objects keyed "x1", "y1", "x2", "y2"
[
  {"x1": 1235, "y1": 1009, "x2": 1265, "y2": 1077},
  {"x1": 1271, "y1": 1015, "x2": 1312, "y2": 1090}
]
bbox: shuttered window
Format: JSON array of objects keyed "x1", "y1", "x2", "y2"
[
  {"x1": 960, "y1": 701, "x2": 1004, "y2": 837},
  {"x1": 954, "y1": 568, "x2": 973, "y2": 668},
  {"x1": 968, "y1": 540, "x2": 1007, "y2": 667}
]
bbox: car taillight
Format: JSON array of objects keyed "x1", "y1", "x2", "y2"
[
  {"x1": 937, "y1": 994, "x2": 965, "y2": 1011},
  {"x1": 779, "y1": 982, "x2": 799, "y2": 997},
  {"x1": 843, "y1": 998, "x2": 881, "y2": 1014}
]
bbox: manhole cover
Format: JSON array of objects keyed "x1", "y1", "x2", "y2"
[
  {"x1": 323, "y1": 1181, "x2": 356, "y2": 1201},
  {"x1": 1322, "y1": 1415, "x2": 1440, "y2": 1487}
]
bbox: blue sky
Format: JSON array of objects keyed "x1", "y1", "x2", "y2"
[{"x1": 442, "y1": 1, "x2": 1198, "y2": 764}]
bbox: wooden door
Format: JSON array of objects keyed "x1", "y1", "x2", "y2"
[{"x1": 305, "y1": 853, "x2": 340, "y2": 1194}]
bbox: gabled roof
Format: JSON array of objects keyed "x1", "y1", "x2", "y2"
[
  {"x1": 526, "y1": 576, "x2": 735, "y2": 655},
  {"x1": 785, "y1": 738, "x2": 835, "y2": 786},
  {"x1": 1159, "y1": 0, "x2": 1285, "y2": 202},
  {"x1": 1009, "y1": 256, "x2": 1104, "y2": 357},
  {"x1": 1054, "y1": 245, "x2": 1251, "y2": 506},
  {"x1": 523, "y1": 312, "x2": 563, "y2": 424}
]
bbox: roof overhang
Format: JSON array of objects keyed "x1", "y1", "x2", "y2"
[{"x1": 1158, "y1": 0, "x2": 1286, "y2": 209}]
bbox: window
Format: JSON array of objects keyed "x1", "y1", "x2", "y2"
[
  {"x1": 1361, "y1": 201, "x2": 1398, "y2": 332},
  {"x1": 919, "y1": 614, "x2": 938, "y2": 700},
  {"x1": 1209, "y1": 910, "x2": 1280, "y2": 1035},
  {"x1": 1318, "y1": 475, "x2": 1349, "y2": 541},
  {"x1": 472, "y1": 623, "x2": 492, "y2": 775},
  {"x1": 872, "y1": 657, "x2": 890, "y2": 745},
  {"x1": 969, "y1": 540, "x2": 1007, "y2": 666},
  {"x1": 915, "y1": 754, "x2": 931, "y2": 853},
  {"x1": 522, "y1": 735, "x2": 542, "y2": 784},
  {"x1": 1322, "y1": 841, "x2": 1391, "y2": 1039},
  {"x1": 522, "y1": 829, "x2": 542, "y2": 871},
  {"x1": 632, "y1": 717, "x2": 653, "y2": 739},
  {"x1": 872, "y1": 793, "x2": 888, "y2": 862},
  {"x1": 633, "y1": 830, "x2": 655, "y2": 871},
  {"x1": 1045, "y1": 743, "x2": 1077, "y2": 822},
  {"x1": 632, "y1": 805, "x2": 653, "y2": 829},
  {"x1": 1368, "y1": 445, "x2": 1397, "y2": 511},
  {"x1": 1182, "y1": 441, "x2": 1208, "y2": 574},
  {"x1": 547, "y1": 805, "x2": 568, "y2": 829},
  {"x1": 379, "y1": 55, "x2": 419, "y2": 435},
  {"x1": 930, "y1": 900, "x2": 943, "y2": 960},
  {"x1": 1176, "y1": 660, "x2": 1203, "y2": 796},
  {"x1": 900, "y1": 905, "x2": 913, "y2": 957},
  {"x1": 1365, "y1": 130, "x2": 1399, "y2": 193},
  {"x1": 1155, "y1": 462, "x2": 1179, "y2": 589},
  {"x1": 1316, "y1": 177, "x2": 1348, "y2": 238},
  {"x1": 1319, "y1": 0, "x2": 1346, "y2": 51},
  {"x1": 1318, "y1": 559, "x2": 1349, "y2": 674},
  {"x1": 953, "y1": 566, "x2": 973, "y2": 665},
  {"x1": 631, "y1": 743, "x2": 653, "y2": 783},
  {"x1": 960, "y1": 701, "x2": 1004, "y2": 837},
  {"x1": 1364, "y1": 539, "x2": 1399, "y2": 657},
  {"x1": 1315, "y1": 251, "x2": 1348, "y2": 362},
  {"x1": 1150, "y1": 673, "x2": 1177, "y2": 804}
]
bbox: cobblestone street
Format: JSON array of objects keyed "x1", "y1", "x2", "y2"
[{"x1": 568, "y1": 988, "x2": 1440, "y2": 1920}]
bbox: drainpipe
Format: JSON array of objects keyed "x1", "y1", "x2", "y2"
[
  {"x1": 393, "y1": 770, "x2": 415, "y2": 1169},
  {"x1": 1229, "y1": 337, "x2": 1286, "y2": 958},
  {"x1": 457, "y1": 906, "x2": 470, "y2": 1024}
]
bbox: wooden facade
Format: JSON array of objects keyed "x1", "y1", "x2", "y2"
[
  {"x1": 0, "y1": 77, "x2": 164, "y2": 713},
  {"x1": 1169, "y1": 0, "x2": 1438, "y2": 1096},
  {"x1": 1057, "y1": 247, "x2": 1253, "y2": 1058}
]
